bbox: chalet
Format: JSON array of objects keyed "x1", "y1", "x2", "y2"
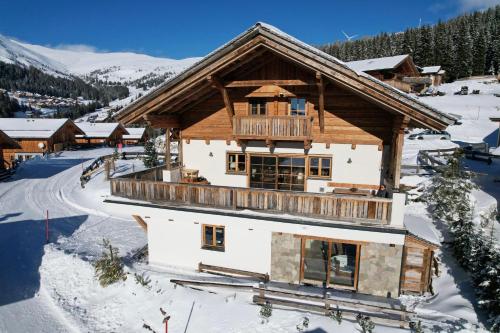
[
  {"x1": 123, "y1": 127, "x2": 148, "y2": 145},
  {"x1": 0, "y1": 130, "x2": 20, "y2": 169},
  {"x1": 346, "y1": 55, "x2": 430, "y2": 93},
  {"x1": 490, "y1": 117, "x2": 500, "y2": 147},
  {"x1": 420, "y1": 66, "x2": 446, "y2": 86},
  {"x1": 0, "y1": 118, "x2": 83, "y2": 166},
  {"x1": 107, "y1": 23, "x2": 454, "y2": 298},
  {"x1": 75, "y1": 122, "x2": 128, "y2": 147}
]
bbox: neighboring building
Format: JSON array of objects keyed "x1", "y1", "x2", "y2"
[
  {"x1": 108, "y1": 23, "x2": 454, "y2": 298},
  {"x1": 420, "y1": 66, "x2": 446, "y2": 86},
  {"x1": 0, "y1": 118, "x2": 83, "y2": 165},
  {"x1": 490, "y1": 117, "x2": 500, "y2": 147},
  {"x1": 123, "y1": 127, "x2": 147, "y2": 145},
  {"x1": 0, "y1": 130, "x2": 20, "y2": 169},
  {"x1": 346, "y1": 55, "x2": 432, "y2": 93},
  {"x1": 75, "y1": 122, "x2": 128, "y2": 147}
]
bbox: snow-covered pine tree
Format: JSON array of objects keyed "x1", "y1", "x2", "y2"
[{"x1": 143, "y1": 138, "x2": 158, "y2": 168}]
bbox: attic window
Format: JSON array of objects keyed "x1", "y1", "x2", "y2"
[
  {"x1": 290, "y1": 98, "x2": 306, "y2": 116},
  {"x1": 249, "y1": 99, "x2": 267, "y2": 116}
]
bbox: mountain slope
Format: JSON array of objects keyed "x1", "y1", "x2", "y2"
[{"x1": 0, "y1": 34, "x2": 201, "y2": 88}]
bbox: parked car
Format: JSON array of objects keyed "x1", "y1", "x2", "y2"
[{"x1": 408, "y1": 130, "x2": 451, "y2": 140}]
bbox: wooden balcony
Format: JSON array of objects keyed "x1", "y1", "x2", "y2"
[
  {"x1": 233, "y1": 116, "x2": 313, "y2": 142},
  {"x1": 110, "y1": 178, "x2": 392, "y2": 225}
]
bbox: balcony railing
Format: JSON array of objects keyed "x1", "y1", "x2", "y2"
[
  {"x1": 110, "y1": 178, "x2": 392, "y2": 225},
  {"x1": 233, "y1": 116, "x2": 313, "y2": 141}
]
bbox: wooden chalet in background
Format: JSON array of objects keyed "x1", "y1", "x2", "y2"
[
  {"x1": 0, "y1": 130, "x2": 20, "y2": 169},
  {"x1": 123, "y1": 127, "x2": 147, "y2": 145},
  {"x1": 0, "y1": 118, "x2": 83, "y2": 167},
  {"x1": 107, "y1": 23, "x2": 454, "y2": 297},
  {"x1": 75, "y1": 122, "x2": 128, "y2": 147}
]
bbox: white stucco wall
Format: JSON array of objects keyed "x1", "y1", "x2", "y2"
[
  {"x1": 181, "y1": 139, "x2": 384, "y2": 192},
  {"x1": 106, "y1": 202, "x2": 405, "y2": 274}
]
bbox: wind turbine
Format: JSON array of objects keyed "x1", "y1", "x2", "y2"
[{"x1": 341, "y1": 30, "x2": 358, "y2": 41}]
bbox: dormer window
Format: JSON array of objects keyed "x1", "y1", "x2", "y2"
[
  {"x1": 290, "y1": 98, "x2": 306, "y2": 116},
  {"x1": 249, "y1": 98, "x2": 267, "y2": 116}
]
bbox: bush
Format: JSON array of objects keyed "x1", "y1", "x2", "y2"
[
  {"x1": 259, "y1": 301, "x2": 272, "y2": 324},
  {"x1": 134, "y1": 272, "x2": 151, "y2": 289},
  {"x1": 94, "y1": 239, "x2": 127, "y2": 287}
]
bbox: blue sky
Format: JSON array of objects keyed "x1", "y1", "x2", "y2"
[{"x1": 0, "y1": 0, "x2": 499, "y2": 59}]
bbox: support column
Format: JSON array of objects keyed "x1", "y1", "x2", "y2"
[
  {"x1": 165, "y1": 128, "x2": 171, "y2": 170},
  {"x1": 391, "y1": 116, "x2": 410, "y2": 190}
]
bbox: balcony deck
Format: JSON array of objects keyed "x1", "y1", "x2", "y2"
[
  {"x1": 110, "y1": 169, "x2": 392, "y2": 225},
  {"x1": 233, "y1": 115, "x2": 313, "y2": 141}
]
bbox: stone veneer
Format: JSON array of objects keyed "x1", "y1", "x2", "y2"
[
  {"x1": 270, "y1": 232, "x2": 301, "y2": 284},
  {"x1": 357, "y1": 243, "x2": 403, "y2": 298}
]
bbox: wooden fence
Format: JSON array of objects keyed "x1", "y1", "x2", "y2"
[
  {"x1": 233, "y1": 116, "x2": 313, "y2": 140},
  {"x1": 110, "y1": 179, "x2": 392, "y2": 224}
]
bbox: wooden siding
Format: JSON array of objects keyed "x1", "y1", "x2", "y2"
[
  {"x1": 110, "y1": 178, "x2": 392, "y2": 224},
  {"x1": 400, "y1": 235, "x2": 436, "y2": 294},
  {"x1": 233, "y1": 115, "x2": 313, "y2": 140}
]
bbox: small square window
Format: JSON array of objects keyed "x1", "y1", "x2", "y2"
[
  {"x1": 249, "y1": 99, "x2": 267, "y2": 115},
  {"x1": 309, "y1": 156, "x2": 331, "y2": 179},
  {"x1": 202, "y1": 225, "x2": 225, "y2": 251},
  {"x1": 290, "y1": 98, "x2": 306, "y2": 116},
  {"x1": 227, "y1": 153, "x2": 246, "y2": 174}
]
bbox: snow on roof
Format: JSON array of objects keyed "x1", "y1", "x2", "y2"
[
  {"x1": 76, "y1": 122, "x2": 126, "y2": 138},
  {"x1": 0, "y1": 118, "x2": 69, "y2": 138},
  {"x1": 404, "y1": 214, "x2": 441, "y2": 246},
  {"x1": 346, "y1": 55, "x2": 410, "y2": 73},
  {"x1": 421, "y1": 66, "x2": 442, "y2": 74},
  {"x1": 123, "y1": 127, "x2": 145, "y2": 140}
]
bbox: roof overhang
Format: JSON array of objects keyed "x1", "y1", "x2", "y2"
[{"x1": 116, "y1": 23, "x2": 456, "y2": 130}]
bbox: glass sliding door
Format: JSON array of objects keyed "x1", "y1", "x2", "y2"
[
  {"x1": 302, "y1": 239, "x2": 329, "y2": 283},
  {"x1": 329, "y1": 242, "x2": 357, "y2": 287},
  {"x1": 249, "y1": 155, "x2": 277, "y2": 189},
  {"x1": 277, "y1": 157, "x2": 305, "y2": 191},
  {"x1": 249, "y1": 155, "x2": 305, "y2": 191}
]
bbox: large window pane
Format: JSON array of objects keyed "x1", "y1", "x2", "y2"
[
  {"x1": 329, "y1": 243, "x2": 357, "y2": 287},
  {"x1": 303, "y1": 239, "x2": 329, "y2": 282}
]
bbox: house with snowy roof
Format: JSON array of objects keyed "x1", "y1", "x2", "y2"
[
  {"x1": 420, "y1": 66, "x2": 446, "y2": 86},
  {"x1": 75, "y1": 122, "x2": 128, "y2": 147},
  {"x1": 0, "y1": 130, "x2": 20, "y2": 169},
  {"x1": 0, "y1": 118, "x2": 83, "y2": 166},
  {"x1": 123, "y1": 127, "x2": 148, "y2": 145},
  {"x1": 106, "y1": 23, "x2": 454, "y2": 297}
]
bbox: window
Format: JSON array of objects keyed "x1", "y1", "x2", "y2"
[
  {"x1": 202, "y1": 225, "x2": 225, "y2": 251},
  {"x1": 249, "y1": 98, "x2": 267, "y2": 116},
  {"x1": 249, "y1": 155, "x2": 306, "y2": 191},
  {"x1": 290, "y1": 98, "x2": 306, "y2": 116},
  {"x1": 309, "y1": 156, "x2": 332, "y2": 178},
  {"x1": 227, "y1": 153, "x2": 246, "y2": 174}
]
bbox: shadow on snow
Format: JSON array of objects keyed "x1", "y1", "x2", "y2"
[{"x1": 5, "y1": 158, "x2": 91, "y2": 181}]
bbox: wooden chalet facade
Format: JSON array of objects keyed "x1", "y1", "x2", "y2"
[
  {"x1": 75, "y1": 122, "x2": 128, "y2": 147},
  {"x1": 0, "y1": 118, "x2": 83, "y2": 167},
  {"x1": 0, "y1": 130, "x2": 20, "y2": 169},
  {"x1": 108, "y1": 23, "x2": 454, "y2": 297},
  {"x1": 123, "y1": 127, "x2": 147, "y2": 145}
]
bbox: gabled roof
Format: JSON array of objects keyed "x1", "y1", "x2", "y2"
[
  {"x1": 116, "y1": 22, "x2": 456, "y2": 130},
  {"x1": 0, "y1": 118, "x2": 83, "y2": 139},
  {"x1": 0, "y1": 129, "x2": 19, "y2": 148},
  {"x1": 421, "y1": 66, "x2": 442, "y2": 74},
  {"x1": 123, "y1": 127, "x2": 146, "y2": 140},
  {"x1": 75, "y1": 122, "x2": 128, "y2": 139},
  {"x1": 346, "y1": 55, "x2": 411, "y2": 73}
]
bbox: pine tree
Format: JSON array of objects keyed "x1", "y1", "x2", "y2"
[{"x1": 143, "y1": 138, "x2": 158, "y2": 168}]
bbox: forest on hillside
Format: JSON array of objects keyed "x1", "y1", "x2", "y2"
[
  {"x1": 319, "y1": 6, "x2": 500, "y2": 81},
  {"x1": 0, "y1": 62, "x2": 129, "y2": 104}
]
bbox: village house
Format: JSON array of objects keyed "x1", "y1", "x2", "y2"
[
  {"x1": 107, "y1": 23, "x2": 454, "y2": 298},
  {"x1": 0, "y1": 118, "x2": 83, "y2": 166},
  {"x1": 420, "y1": 66, "x2": 446, "y2": 86},
  {"x1": 123, "y1": 127, "x2": 148, "y2": 145},
  {"x1": 346, "y1": 54, "x2": 433, "y2": 93},
  {"x1": 0, "y1": 130, "x2": 20, "y2": 169},
  {"x1": 75, "y1": 122, "x2": 128, "y2": 147}
]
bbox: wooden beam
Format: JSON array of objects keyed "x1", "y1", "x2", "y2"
[
  {"x1": 144, "y1": 114, "x2": 180, "y2": 128},
  {"x1": 131, "y1": 215, "x2": 147, "y2": 231},
  {"x1": 208, "y1": 75, "x2": 234, "y2": 127},
  {"x1": 225, "y1": 79, "x2": 314, "y2": 88},
  {"x1": 392, "y1": 116, "x2": 410, "y2": 190},
  {"x1": 316, "y1": 72, "x2": 325, "y2": 134}
]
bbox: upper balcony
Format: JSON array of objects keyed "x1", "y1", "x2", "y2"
[
  {"x1": 233, "y1": 115, "x2": 313, "y2": 143},
  {"x1": 109, "y1": 166, "x2": 403, "y2": 228}
]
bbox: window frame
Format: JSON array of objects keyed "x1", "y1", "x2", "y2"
[
  {"x1": 308, "y1": 156, "x2": 332, "y2": 180},
  {"x1": 201, "y1": 224, "x2": 225, "y2": 251},
  {"x1": 289, "y1": 98, "x2": 307, "y2": 116},
  {"x1": 226, "y1": 152, "x2": 247, "y2": 175},
  {"x1": 248, "y1": 98, "x2": 267, "y2": 116}
]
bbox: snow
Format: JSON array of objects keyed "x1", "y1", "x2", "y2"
[
  {"x1": 421, "y1": 66, "x2": 442, "y2": 74},
  {"x1": 123, "y1": 127, "x2": 146, "y2": 140},
  {"x1": 346, "y1": 54, "x2": 409, "y2": 72},
  {"x1": 75, "y1": 122, "x2": 126, "y2": 138},
  {"x1": 0, "y1": 118, "x2": 71, "y2": 138}
]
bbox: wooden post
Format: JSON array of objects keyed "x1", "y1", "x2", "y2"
[
  {"x1": 258, "y1": 282, "x2": 265, "y2": 300},
  {"x1": 316, "y1": 72, "x2": 325, "y2": 133},
  {"x1": 165, "y1": 129, "x2": 171, "y2": 170},
  {"x1": 324, "y1": 291, "x2": 331, "y2": 314},
  {"x1": 391, "y1": 116, "x2": 409, "y2": 190},
  {"x1": 208, "y1": 75, "x2": 234, "y2": 127}
]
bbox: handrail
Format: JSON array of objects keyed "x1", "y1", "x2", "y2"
[{"x1": 233, "y1": 115, "x2": 313, "y2": 140}]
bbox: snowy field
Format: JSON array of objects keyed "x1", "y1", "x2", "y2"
[{"x1": 0, "y1": 78, "x2": 498, "y2": 332}]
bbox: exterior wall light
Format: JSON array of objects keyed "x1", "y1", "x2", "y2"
[{"x1": 347, "y1": 158, "x2": 352, "y2": 164}]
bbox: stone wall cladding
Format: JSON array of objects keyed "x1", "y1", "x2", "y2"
[
  {"x1": 270, "y1": 232, "x2": 301, "y2": 284},
  {"x1": 357, "y1": 243, "x2": 403, "y2": 298}
]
